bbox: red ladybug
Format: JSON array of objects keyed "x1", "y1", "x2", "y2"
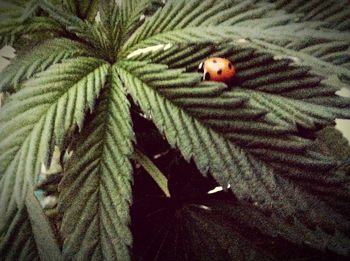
[{"x1": 198, "y1": 57, "x2": 236, "y2": 82}]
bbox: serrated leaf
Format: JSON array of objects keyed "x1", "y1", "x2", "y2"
[
  {"x1": 265, "y1": 0, "x2": 350, "y2": 32},
  {"x1": 0, "y1": 173, "x2": 61, "y2": 261},
  {"x1": 0, "y1": 16, "x2": 62, "y2": 48},
  {"x1": 0, "y1": 0, "x2": 38, "y2": 21},
  {"x1": 133, "y1": 170, "x2": 350, "y2": 260},
  {"x1": 121, "y1": 0, "x2": 350, "y2": 90},
  {"x1": 0, "y1": 57, "x2": 109, "y2": 207},
  {"x1": 39, "y1": 0, "x2": 111, "y2": 55},
  {"x1": 63, "y1": 0, "x2": 99, "y2": 22},
  {"x1": 115, "y1": 60, "x2": 350, "y2": 238},
  {"x1": 125, "y1": 44, "x2": 350, "y2": 172},
  {"x1": 118, "y1": 0, "x2": 161, "y2": 41},
  {"x1": 0, "y1": 38, "x2": 93, "y2": 92},
  {"x1": 0, "y1": 205, "x2": 40, "y2": 261},
  {"x1": 0, "y1": 0, "x2": 60, "y2": 48},
  {"x1": 121, "y1": 0, "x2": 278, "y2": 55},
  {"x1": 59, "y1": 71, "x2": 134, "y2": 260}
]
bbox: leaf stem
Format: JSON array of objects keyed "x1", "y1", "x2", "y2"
[{"x1": 133, "y1": 149, "x2": 171, "y2": 197}]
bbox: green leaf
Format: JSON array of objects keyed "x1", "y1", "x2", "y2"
[
  {"x1": 126, "y1": 44, "x2": 350, "y2": 160},
  {"x1": 0, "y1": 0, "x2": 38, "y2": 21},
  {"x1": 247, "y1": 33, "x2": 350, "y2": 90},
  {"x1": 0, "y1": 57, "x2": 109, "y2": 207},
  {"x1": 118, "y1": 0, "x2": 162, "y2": 42},
  {"x1": 59, "y1": 70, "x2": 134, "y2": 260},
  {"x1": 0, "y1": 38, "x2": 93, "y2": 92},
  {"x1": 121, "y1": 0, "x2": 350, "y2": 89},
  {"x1": 97, "y1": 0, "x2": 163, "y2": 57},
  {"x1": 0, "y1": 205, "x2": 40, "y2": 261},
  {"x1": 0, "y1": 0, "x2": 61, "y2": 48},
  {"x1": 264, "y1": 0, "x2": 350, "y2": 32},
  {"x1": 63, "y1": 0, "x2": 99, "y2": 22},
  {"x1": 0, "y1": 16, "x2": 62, "y2": 48},
  {"x1": 0, "y1": 174, "x2": 61, "y2": 260},
  {"x1": 39, "y1": 0, "x2": 110, "y2": 55},
  {"x1": 121, "y1": 0, "x2": 277, "y2": 55},
  {"x1": 25, "y1": 188, "x2": 62, "y2": 260},
  {"x1": 133, "y1": 148, "x2": 170, "y2": 197},
  {"x1": 115, "y1": 60, "x2": 350, "y2": 236},
  {"x1": 133, "y1": 167, "x2": 350, "y2": 259},
  {"x1": 182, "y1": 200, "x2": 350, "y2": 258},
  {"x1": 315, "y1": 127, "x2": 350, "y2": 161}
]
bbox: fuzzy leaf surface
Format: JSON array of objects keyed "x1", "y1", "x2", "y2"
[
  {"x1": 59, "y1": 71, "x2": 134, "y2": 260},
  {"x1": 116, "y1": 60, "x2": 350, "y2": 246},
  {"x1": 0, "y1": 38, "x2": 92, "y2": 92},
  {"x1": 264, "y1": 0, "x2": 350, "y2": 32},
  {"x1": 0, "y1": 174, "x2": 61, "y2": 261},
  {"x1": 0, "y1": 57, "x2": 109, "y2": 207},
  {"x1": 121, "y1": 0, "x2": 350, "y2": 89}
]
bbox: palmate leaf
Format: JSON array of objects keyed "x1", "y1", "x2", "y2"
[
  {"x1": 121, "y1": 0, "x2": 282, "y2": 55},
  {"x1": 0, "y1": 0, "x2": 349, "y2": 260},
  {"x1": 59, "y1": 71, "x2": 134, "y2": 260},
  {"x1": 120, "y1": 0, "x2": 350, "y2": 90},
  {"x1": 115, "y1": 60, "x2": 350, "y2": 246},
  {"x1": 97, "y1": 0, "x2": 161, "y2": 56},
  {"x1": 117, "y1": 0, "x2": 164, "y2": 42},
  {"x1": 128, "y1": 44, "x2": 350, "y2": 186},
  {"x1": 0, "y1": 57, "x2": 109, "y2": 207},
  {"x1": 0, "y1": 38, "x2": 93, "y2": 92},
  {"x1": 126, "y1": 43, "x2": 350, "y2": 177}
]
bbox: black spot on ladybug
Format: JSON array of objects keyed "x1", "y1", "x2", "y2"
[
  {"x1": 228, "y1": 63, "x2": 232, "y2": 69},
  {"x1": 205, "y1": 72, "x2": 211, "y2": 80},
  {"x1": 217, "y1": 69, "x2": 222, "y2": 75}
]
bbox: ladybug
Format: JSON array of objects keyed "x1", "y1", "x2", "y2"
[{"x1": 198, "y1": 57, "x2": 236, "y2": 83}]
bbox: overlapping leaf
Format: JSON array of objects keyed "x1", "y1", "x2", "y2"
[
  {"x1": 127, "y1": 43, "x2": 350, "y2": 162},
  {"x1": 0, "y1": 205, "x2": 40, "y2": 261},
  {"x1": 120, "y1": 0, "x2": 350, "y2": 90},
  {"x1": 63, "y1": 0, "x2": 99, "y2": 22},
  {"x1": 121, "y1": 0, "x2": 287, "y2": 55},
  {"x1": 97, "y1": 0, "x2": 164, "y2": 54},
  {"x1": 126, "y1": 42, "x2": 350, "y2": 208},
  {"x1": 0, "y1": 173, "x2": 61, "y2": 261},
  {"x1": 59, "y1": 72, "x2": 134, "y2": 260},
  {"x1": 116, "y1": 60, "x2": 350, "y2": 239},
  {"x1": 133, "y1": 164, "x2": 350, "y2": 259},
  {"x1": 264, "y1": 0, "x2": 350, "y2": 32},
  {"x1": 0, "y1": 57, "x2": 109, "y2": 206},
  {"x1": 0, "y1": 38, "x2": 93, "y2": 92},
  {"x1": 0, "y1": 0, "x2": 349, "y2": 259},
  {"x1": 39, "y1": 0, "x2": 111, "y2": 56},
  {"x1": 0, "y1": 0, "x2": 63, "y2": 48}
]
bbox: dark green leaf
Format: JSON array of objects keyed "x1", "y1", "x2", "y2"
[{"x1": 59, "y1": 70, "x2": 134, "y2": 260}]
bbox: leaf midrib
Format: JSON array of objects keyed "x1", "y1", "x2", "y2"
[{"x1": 0, "y1": 62, "x2": 109, "y2": 180}]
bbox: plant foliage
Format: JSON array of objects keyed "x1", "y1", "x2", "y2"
[{"x1": 0, "y1": 0, "x2": 350, "y2": 260}]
